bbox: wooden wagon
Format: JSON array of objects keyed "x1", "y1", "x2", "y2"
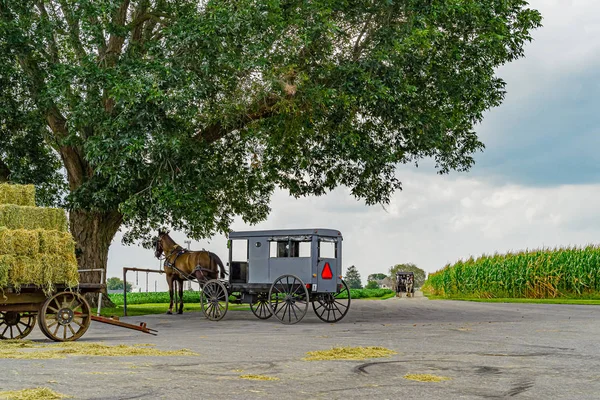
[{"x1": 1, "y1": 282, "x2": 156, "y2": 342}]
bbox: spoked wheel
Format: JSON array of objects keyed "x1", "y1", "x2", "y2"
[
  {"x1": 0, "y1": 311, "x2": 37, "y2": 340},
  {"x1": 312, "y1": 279, "x2": 351, "y2": 323},
  {"x1": 200, "y1": 279, "x2": 229, "y2": 321},
  {"x1": 269, "y1": 274, "x2": 309, "y2": 325},
  {"x1": 39, "y1": 292, "x2": 91, "y2": 342},
  {"x1": 250, "y1": 293, "x2": 273, "y2": 320}
]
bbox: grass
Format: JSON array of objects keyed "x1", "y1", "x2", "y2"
[
  {"x1": 95, "y1": 302, "x2": 250, "y2": 318},
  {"x1": 0, "y1": 387, "x2": 69, "y2": 400},
  {"x1": 99, "y1": 288, "x2": 395, "y2": 317},
  {"x1": 303, "y1": 346, "x2": 397, "y2": 361},
  {"x1": 424, "y1": 294, "x2": 600, "y2": 305},
  {"x1": 107, "y1": 288, "x2": 395, "y2": 306}
]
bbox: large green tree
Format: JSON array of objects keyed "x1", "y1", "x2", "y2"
[{"x1": 0, "y1": 1, "x2": 542, "y2": 286}]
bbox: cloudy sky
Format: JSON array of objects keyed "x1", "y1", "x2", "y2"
[{"x1": 107, "y1": 0, "x2": 600, "y2": 291}]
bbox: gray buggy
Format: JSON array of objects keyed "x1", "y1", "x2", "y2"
[{"x1": 199, "y1": 228, "x2": 351, "y2": 324}]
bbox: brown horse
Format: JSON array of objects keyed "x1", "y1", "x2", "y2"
[{"x1": 154, "y1": 230, "x2": 227, "y2": 314}]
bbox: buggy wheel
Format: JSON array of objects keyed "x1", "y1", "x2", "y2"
[
  {"x1": 0, "y1": 311, "x2": 37, "y2": 340},
  {"x1": 312, "y1": 279, "x2": 351, "y2": 323},
  {"x1": 250, "y1": 293, "x2": 273, "y2": 320},
  {"x1": 200, "y1": 280, "x2": 229, "y2": 321},
  {"x1": 39, "y1": 292, "x2": 91, "y2": 342},
  {"x1": 269, "y1": 274, "x2": 309, "y2": 325}
]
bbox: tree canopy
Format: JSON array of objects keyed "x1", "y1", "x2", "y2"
[
  {"x1": 368, "y1": 273, "x2": 388, "y2": 282},
  {"x1": 0, "y1": 0, "x2": 542, "y2": 255},
  {"x1": 106, "y1": 276, "x2": 132, "y2": 292}
]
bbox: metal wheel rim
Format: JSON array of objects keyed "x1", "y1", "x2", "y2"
[
  {"x1": 250, "y1": 293, "x2": 273, "y2": 320},
  {"x1": 312, "y1": 279, "x2": 351, "y2": 323},
  {"x1": 268, "y1": 274, "x2": 309, "y2": 325},
  {"x1": 200, "y1": 280, "x2": 229, "y2": 321},
  {"x1": 0, "y1": 311, "x2": 37, "y2": 340},
  {"x1": 39, "y1": 292, "x2": 91, "y2": 342}
]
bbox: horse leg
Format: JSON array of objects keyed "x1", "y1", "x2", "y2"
[
  {"x1": 167, "y1": 276, "x2": 174, "y2": 315},
  {"x1": 177, "y1": 279, "x2": 184, "y2": 314}
]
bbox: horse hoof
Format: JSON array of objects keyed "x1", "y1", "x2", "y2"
[{"x1": 166, "y1": 311, "x2": 172, "y2": 315}]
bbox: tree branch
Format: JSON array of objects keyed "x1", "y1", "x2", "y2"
[
  {"x1": 197, "y1": 95, "x2": 281, "y2": 144},
  {"x1": 101, "y1": 0, "x2": 130, "y2": 113},
  {"x1": 35, "y1": 1, "x2": 59, "y2": 64},
  {"x1": 57, "y1": 0, "x2": 87, "y2": 62}
]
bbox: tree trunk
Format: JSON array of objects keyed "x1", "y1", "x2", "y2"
[{"x1": 70, "y1": 210, "x2": 123, "y2": 308}]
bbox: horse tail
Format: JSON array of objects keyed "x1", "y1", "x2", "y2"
[{"x1": 210, "y1": 252, "x2": 228, "y2": 279}]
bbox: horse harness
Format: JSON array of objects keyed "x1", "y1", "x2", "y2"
[{"x1": 163, "y1": 246, "x2": 215, "y2": 284}]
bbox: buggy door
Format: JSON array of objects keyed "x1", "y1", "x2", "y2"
[{"x1": 316, "y1": 238, "x2": 339, "y2": 293}]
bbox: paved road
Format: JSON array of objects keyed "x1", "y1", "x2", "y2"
[{"x1": 2, "y1": 294, "x2": 600, "y2": 399}]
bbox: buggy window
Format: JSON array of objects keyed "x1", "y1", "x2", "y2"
[
  {"x1": 269, "y1": 240, "x2": 311, "y2": 258},
  {"x1": 231, "y1": 239, "x2": 248, "y2": 262},
  {"x1": 318, "y1": 241, "x2": 335, "y2": 259}
]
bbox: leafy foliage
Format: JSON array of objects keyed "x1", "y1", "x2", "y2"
[
  {"x1": 424, "y1": 245, "x2": 600, "y2": 299},
  {"x1": 390, "y1": 263, "x2": 427, "y2": 288},
  {"x1": 365, "y1": 280, "x2": 380, "y2": 290},
  {"x1": 344, "y1": 265, "x2": 363, "y2": 289},
  {"x1": 106, "y1": 277, "x2": 132, "y2": 292},
  {"x1": 0, "y1": 0, "x2": 542, "y2": 249},
  {"x1": 367, "y1": 273, "x2": 388, "y2": 282}
]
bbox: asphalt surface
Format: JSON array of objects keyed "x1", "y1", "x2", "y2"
[{"x1": 1, "y1": 293, "x2": 599, "y2": 399}]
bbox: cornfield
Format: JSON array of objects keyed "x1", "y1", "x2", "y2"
[{"x1": 423, "y1": 245, "x2": 600, "y2": 299}]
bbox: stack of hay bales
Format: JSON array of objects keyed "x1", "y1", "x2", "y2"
[{"x1": 0, "y1": 183, "x2": 79, "y2": 293}]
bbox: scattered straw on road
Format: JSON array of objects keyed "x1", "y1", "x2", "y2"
[
  {"x1": 240, "y1": 375, "x2": 279, "y2": 381},
  {"x1": 0, "y1": 387, "x2": 70, "y2": 400},
  {"x1": 404, "y1": 374, "x2": 451, "y2": 382},
  {"x1": 303, "y1": 346, "x2": 397, "y2": 361},
  {"x1": 0, "y1": 340, "x2": 198, "y2": 359}
]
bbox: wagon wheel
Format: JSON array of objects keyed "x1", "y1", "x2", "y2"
[
  {"x1": 269, "y1": 274, "x2": 309, "y2": 325},
  {"x1": 250, "y1": 293, "x2": 273, "y2": 320},
  {"x1": 312, "y1": 279, "x2": 351, "y2": 323},
  {"x1": 0, "y1": 311, "x2": 37, "y2": 340},
  {"x1": 38, "y1": 291, "x2": 91, "y2": 342},
  {"x1": 200, "y1": 280, "x2": 229, "y2": 321}
]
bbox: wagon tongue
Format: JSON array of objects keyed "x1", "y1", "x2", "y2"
[{"x1": 75, "y1": 313, "x2": 158, "y2": 335}]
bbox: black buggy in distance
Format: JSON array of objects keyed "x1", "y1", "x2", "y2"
[
  {"x1": 199, "y1": 228, "x2": 351, "y2": 325},
  {"x1": 395, "y1": 271, "x2": 415, "y2": 298}
]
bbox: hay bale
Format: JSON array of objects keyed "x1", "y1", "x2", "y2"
[
  {"x1": 0, "y1": 228, "x2": 75, "y2": 256},
  {"x1": 0, "y1": 205, "x2": 68, "y2": 232},
  {"x1": 1, "y1": 253, "x2": 79, "y2": 293},
  {"x1": 0, "y1": 183, "x2": 35, "y2": 206}
]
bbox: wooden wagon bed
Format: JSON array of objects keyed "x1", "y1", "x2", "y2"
[{"x1": 1, "y1": 282, "x2": 156, "y2": 342}]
